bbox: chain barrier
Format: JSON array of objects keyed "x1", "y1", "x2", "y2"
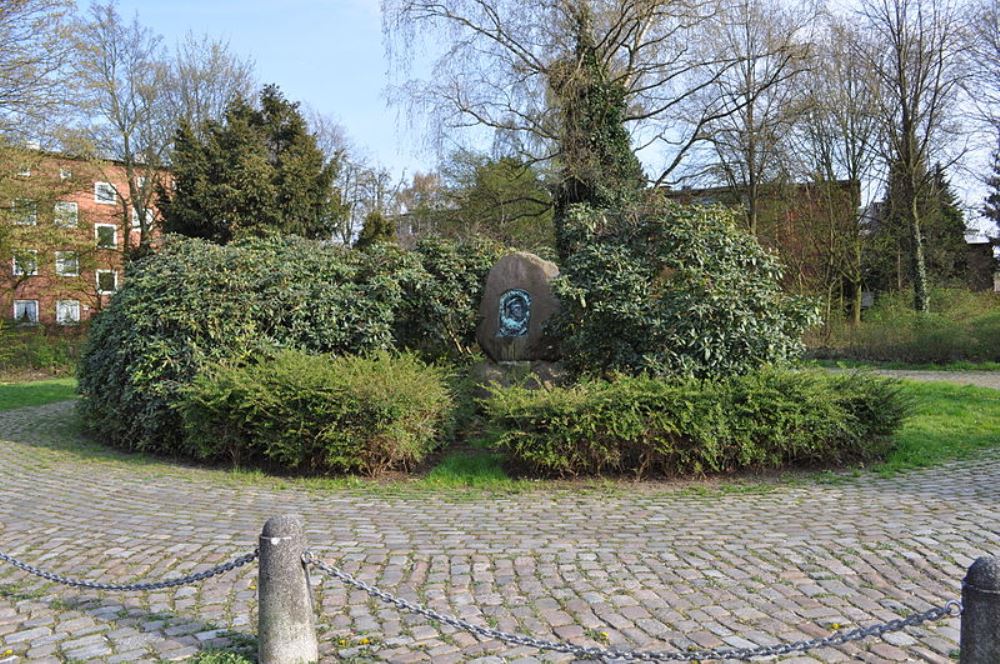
[
  {"x1": 0, "y1": 549, "x2": 258, "y2": 592},
  {"x1": 0, "y1": 543, "x2": 967, "y2": 661},
  {"x1": 305, "y1": 552, "x2": 962, "y2": 663}
]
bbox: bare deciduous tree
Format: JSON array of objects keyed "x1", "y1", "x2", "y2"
[
  {"x1": 70, "y1": 1, "x2": 170, "y2": 258},
  {"x1": 165, "y1": 31, "x2": 257, "y2": 138},
  {"x1": 965, "y1": 0, "x2": 1000, "y2": 130},
  {"x1": 0, "y1": 0, "x2": 75, "y2": 137},
  {"x1": 382, "y1": 0, "x2": 755, "y2": 184},
  {"x1": 791, "y1": 17, "x2": 883, "y2": 325},
  {"x1": 694, "y1": 0, "x2": 816, "y2": 235},
  {"x1": 857, "y1": 0, "x2": 968, "y2": 312}
]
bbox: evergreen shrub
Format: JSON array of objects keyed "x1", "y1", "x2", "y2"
[
  {"x1": 78, "y1": 234, "x2": 499, "y2": 456},
  {"x1": 178, "y1": 350, "x2": 452, "y2": 475},
  {"x1": 551, "y1": 202, "x2": 818, "y2": 379},
  {"x1": 486, "y1": 370, "x2": 907, "y2": 478}
]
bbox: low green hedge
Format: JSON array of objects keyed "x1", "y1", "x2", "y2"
[
  {"x1": 486, "y1": 370, "x2": 907, "y2": 477},
  {"x1": 177, "y1": 350, "x2": 453, "y2": 475}
]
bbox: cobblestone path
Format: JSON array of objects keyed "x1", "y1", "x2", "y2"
[{"x1": 1, "y1": 401, "x2": 997, "y2": 663}]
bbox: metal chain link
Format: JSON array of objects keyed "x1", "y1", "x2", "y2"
[
  {"x1": 306, "y1": 552, "x2": 962, "y2": 663},
  {"x1": 0, "y1": 549, "x2": 258, "y2": 592}
]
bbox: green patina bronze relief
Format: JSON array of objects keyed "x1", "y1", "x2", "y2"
[{"x1": 497, "y1": 289, "x2": 531, "y2": 337}]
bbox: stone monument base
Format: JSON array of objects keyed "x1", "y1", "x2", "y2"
[{"x1": 471, "y1": 360, "x2": 567, "y2": 400}]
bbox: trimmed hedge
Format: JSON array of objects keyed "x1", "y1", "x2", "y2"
[
  {"x1": 178, "y1": 350, "x2": 453, "y2": 475},
  {"x1": 486, "y1": 370, "x2": 907, "y2": 478}
]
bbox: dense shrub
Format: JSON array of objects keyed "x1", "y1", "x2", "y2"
[
  {"x1": 78, "y1": 234, "x2": 499, "y2": 455},
  {"x1": 551, "y1": 202, "x2": 818, "y2": 378},
  {"x1": 178, "y1": 350, "x2": 453, "y2": 475},
  {"x1": 810, "y1": 289, "x2": 1000, "y2": 363},
  {"x1": 78, "y1": 236, "x2": 400, "y2": 454},
  {"x1": 365, "y1": 237, "x2": 504, "y2": 359},
  {"x1": 486, "y1": 370, "x2": 906, "y2": 478},
  {"x1": 0, "y1": 324, "x2": 86, "y2": 376}
]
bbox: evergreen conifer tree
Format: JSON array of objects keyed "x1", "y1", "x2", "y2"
[
  {"x1": 354, "y1": 210, "x2": 397, "y2": 249},
  {"x1": 160, "y1": 85, "x2": 344, "y2": 244}
]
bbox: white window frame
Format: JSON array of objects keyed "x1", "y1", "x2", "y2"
[
  {"x1": 54, "y1": 201, "x2": 79, "y2": 228},
  {"x1": 95, "y1": 223, "x2": 117, "y2": 248},
  {"x1": 94, "y1": 181, "x2": 116, "y2": 205},
  {"x1": 55, "y1": 251, "x2": 79, "y2": 277},
  {"x1": 16, "y1": 166, "x2": 30, "y2": 177},
  {"x1": 59, "y1": 167, "x2": 72, "y2": 181},
  {"x1": 55, "y1": 300, "x2": 81, "y2": 326},
  {"x1": 134, "y1": 175, "x2": 147, "y2": 191},
  {"x1": 130, "y1": 207, "x2": 154, "y2": 229},
  {"x1": 96, "y1": 269, "x2": 118, "y2": 294},
  {"x1": 12, "y1": 250, "x2": 38, "y2": 276},
  {"x1": 12, "y1": 300, "x2": 38, "y2": 324},
  {"x1": 12, "y1": 199, "x2": 37, "y2": 225}
]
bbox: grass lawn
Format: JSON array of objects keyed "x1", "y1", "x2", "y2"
[
  {"x1": 0, "y1": 377, "x2": 77, "y2": 412},
  {"x1": 876, "y1": 381, "x2": 1000, "y2": 476},
  {"x1": 1, "y1": 375, "x2": 998, "y2": 490}
]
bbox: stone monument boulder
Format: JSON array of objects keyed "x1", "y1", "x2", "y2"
[{"x1": 476, "y1": 252, "x2": 560, "y2": 362}]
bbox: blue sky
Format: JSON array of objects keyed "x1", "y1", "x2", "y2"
[{"x1": 111, "y1": 0, "x2": 426, "y2": 176}]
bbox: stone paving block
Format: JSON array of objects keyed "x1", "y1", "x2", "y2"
[{"x1": 0, "y1": 400, "x2": 995, "y2": 662}]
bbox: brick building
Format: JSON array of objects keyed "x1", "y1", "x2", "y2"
[{"x1": 1, "y1": 151, "x2": 163, "y2": 326}]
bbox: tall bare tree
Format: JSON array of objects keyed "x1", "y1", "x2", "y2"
[
  {"x1": 694, "y1": 0, "x2": 815, "y2": 235},
  {"x1": 382, "y1": 0, "x2": 754, "y2": 185},
  {"x1": 70, "y1": 1, "x2": 170, "y2": 258},
  {"x1": 166, "y1": 31, "x2": 256, "y2": 138},
  {"x1": 966, "y1": 0, "x2": 1000, "y2": 129},
  {"x1": 857, "y1": 0, "x2": 968, "y2": 312},
  {"x1": 0, "y1": 0, "x2": 75, "y2": 138},
  {"x1": 791, "y1": 17, "x2": 883, "y2": 325}
]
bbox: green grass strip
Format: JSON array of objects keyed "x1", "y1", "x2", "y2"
[
  {"x1": 877, "y1": 381, "x2": 1000, "y2": 475},
  {"x1": 0, "y1": 378, "x2": 77, "y2": 412}
]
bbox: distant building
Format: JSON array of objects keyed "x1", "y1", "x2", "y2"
[
  {"x1": 965, "y1": 237, "x2": 1000, "y2": 293},
  {"x1": 1, "y1": 151, "x2": 165, "y2": 326}
]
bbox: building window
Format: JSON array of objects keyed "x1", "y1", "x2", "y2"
[
  {"x1": 95, "y1": 224, "x2": 117, "y2": 248},
  {"x1": 12, "y1": 300, "x2": 38, "y2": 324},
  {"x1": 130, "y1": 207, "x2": 154, "y2": 229},
  {"x1": 12, "y1": 199, "x2": 37, "y2": 225},
  {"x1": 135, "y1": 175, "x2": 147, "y2": 191},
  {"x1": 16, "y1": 165, "x2": 31, "y2": 177},
  {"x1": 54, "y1": 201, "x2": 78, "y2": 227},
  {"x1": 96, "y1": 269, "x2": 118, "y2": 294},
  {"x1": 94, "y1": 182, "x2": 116, "y2": 204},
  {"x1": 55, "y1": 300, "x2": 81, "y2": 325},
  {"x1": 59, "y1": 167, "x2": 72, "y2": 181},
  {"x1": 55, "y1": 251, "x2": 79, "y2": 277},
  {"x1": 12, "y1": 250, "x2": 38, "y2": 276}
]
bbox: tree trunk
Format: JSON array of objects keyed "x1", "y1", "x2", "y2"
[{"x1": 909, "y1": 194, "x2": 929, "y2": 312}]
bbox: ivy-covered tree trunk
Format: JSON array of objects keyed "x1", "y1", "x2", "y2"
[{"x1": 550, "y1": 3, "x2": 645, "y2": 261}]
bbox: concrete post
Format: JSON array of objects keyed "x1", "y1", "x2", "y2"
[
  {"x1": 258, "y1": 515, "x2": 319, "y2": 664},
  {"x1": 961, "y1": 555, "x2": 1000, "y2": 663}
]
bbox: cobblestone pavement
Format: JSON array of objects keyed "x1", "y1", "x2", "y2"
[{"x1": 1, "y1": 401, "x2": 997, "y2": 663}]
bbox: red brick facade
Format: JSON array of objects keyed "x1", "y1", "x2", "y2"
[{"x1": 2, "y1": 154, "x2": 164, "y2": 326}]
